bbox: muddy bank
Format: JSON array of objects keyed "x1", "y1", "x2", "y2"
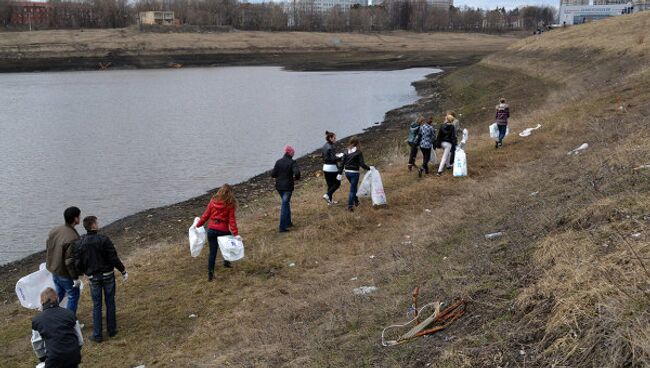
[
  {"x1": 0, "y1": 50, "x2": 478, "y2": 73},
  {"x1": 0, "y1": 66, "x2": 443, "y2": 300}
]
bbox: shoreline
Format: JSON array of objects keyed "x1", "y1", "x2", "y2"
[{"x1": 0, "y1": 64, "x2": 443, "y2": 294}]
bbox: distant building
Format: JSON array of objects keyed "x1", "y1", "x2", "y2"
[
  {"x1": 138, "y1": 11, "x2": 176, "y2": 25},
  {"x1": 8, "y1": 2, "x2": 96, "y2": 29},
  {"x1": 560, "y1": 0, "x2": 590, "y2": 5},
  {"x1": 558, "y1": 2, "x2": 643, "y2": 25},
  {"x1": 427, "y1": 0, "x2": 453, "y2": 8},
  {"x1": 295, "y1": 0, "x2": 368, "y2": 13}
]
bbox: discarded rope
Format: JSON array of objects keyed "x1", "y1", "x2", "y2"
[{"x1": 381, "y1": 288, "x2": 466, "y2": 347}]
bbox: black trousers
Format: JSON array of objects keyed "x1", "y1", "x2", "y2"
[
  {"x1": 324, "y1": 171, "x2": 340, "y2": 201},
  {"x1": 408, "y1": 142, "x2": 419, "y2": 166},
  {"x1": 449, "y1": 143, "x2": 457, "y2": 166},
  {"x1": 420, "y1": 147, "x2": 432, "y2": 173}
]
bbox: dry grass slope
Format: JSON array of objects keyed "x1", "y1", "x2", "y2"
[{"x1": 1, "y1": 12, "x2": 649, "y2": 367}]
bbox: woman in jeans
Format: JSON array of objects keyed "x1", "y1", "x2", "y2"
[
  {"x1": 322, "y1": 131, "x2": 343, "y2": 205},
  {"x1": 339, "y1": 137, "x2": 371, "y2": 212},
  {"x1": 435, "y1": 114, "x2": 458, "y2": 176},
  {"x1": 407, "y1": 116, "x2": 424, "y2": 171},
  {"x1": 418, "y1": 117, "x2": 436, "y2": 177},
  {"x1": 495, "y1": 98, "x2": 510, "y2": 148},
  {"x1": 196, "y1": 184, "x2": 239, "y2": 281}
]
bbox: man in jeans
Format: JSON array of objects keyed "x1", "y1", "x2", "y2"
[
  {"x1": 46, "y1": 206, "x2": 82, "y2": 315},
  {"x1": 74, "y1": 216, "x2": 127, "y2": 343},
  {"x1": 271, "y1": 145, "x2": 301, "y2": 233}
]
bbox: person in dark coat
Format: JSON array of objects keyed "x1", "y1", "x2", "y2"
[
  {"x1": 339, "y1": 136, "x2": 371, "y2": 211},
  {"x1": 435, "y1": 114, "x2": 458, "y2": 176},
  {"x1": 31, "y1": 287, "x2": 83, "y2": 368},
  {"x1": 74, "y1": 216, "x2": 127, "y2": 343},
  {"x1": 271, "y1": 145, "x2": 301, "y2": 232},
  {"x1": 321, "y1": 131, "x2": 343, "y2": 205},
  {"x1": 407, "y1": 116, "x2": 424, "y2": 171},
  {"x1": 495, "y1": 98, "x2": 510, "y2": 148}
]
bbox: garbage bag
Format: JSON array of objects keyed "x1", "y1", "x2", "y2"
[
  {"x1": 188, "y1": 217, "x2": 206, "y2": 258},
  {"x1": 218, "y1": 235, "x2": 245, "y2": 262},
  {"x1": 453, "y1": 148, "x2": 468, "y2": 177},
  {"x1": 489, "y1": 123, "x2": 509, "y2": 141},
  {"x1": 369, "y1": 167, "x2": 387, "y2": 206},
  {"x1": 489, "y1": 123, "x2": 499, "y2": 139},
  {"x1": 357, "y1": 170, "x2": 373, "y2": 198},
  {"x1": 16, "y1": 263, "x2": 83, "y2": 309}
]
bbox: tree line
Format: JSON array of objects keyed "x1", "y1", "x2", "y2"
[{"x1": 0, "y1": 0, "x2": 556, "y2": 32}]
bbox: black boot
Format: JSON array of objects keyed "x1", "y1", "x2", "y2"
[
  {"x1": 224, "y1": 261, "x2": 232, "y2": 269},
  {"x1": 208, "y1": 271, "x2": 214, "y2": 282}
]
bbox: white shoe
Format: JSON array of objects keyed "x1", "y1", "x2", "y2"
[{"x1": 322, "y1": 194, "x2": 331, "y2": 204}]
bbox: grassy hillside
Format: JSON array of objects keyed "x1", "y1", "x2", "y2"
[{"x1": 1, "y1": 12, "x2": 649, "y2": 367}]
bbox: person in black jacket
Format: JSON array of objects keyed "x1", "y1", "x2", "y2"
[
  {"x1": 31, "y1": 287, "x2": 83, "y2": 368},
  {"x1": 339, "y1": 137, "x2": 371, "y2": 212},
  {"x1": 74, "y1": 216, "x2": 127, "y2": 343},
  {"x1": 435, "y1": 114, "x2": 458, "y2": 176},
  {"x1": 271, "y1": 145, "x2": 301, "y2": 232},
  {"x1": 322, "y1": 131, "x2": 343, "y2": 205}
]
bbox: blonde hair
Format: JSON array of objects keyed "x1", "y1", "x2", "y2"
[
  {"x1": 40, "y1": 287, "x2": 58, "y2": 305},
  {"x1": 416, "y1": 116, "x2": 425, "y2": 125},
  {"x1": 213, "y1": 184, "x2": 237, "y2": 208}
]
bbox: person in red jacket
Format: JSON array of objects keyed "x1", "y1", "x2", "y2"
[{"x1": 196, "y1": 184, "x2": 239, "y2": 281}]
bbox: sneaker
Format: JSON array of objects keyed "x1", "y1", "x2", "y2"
[
  {"x1": 279, "y1": 229, "x2": 290, "y2": 233},
  {"x1": 109, "y1": 331, "x2": 118, "y2": 338},
  {"x1": 322, "y1": 194, "x2": 331, "y2": 204},
  {"x1": 408, "y1": 164, "x2": 413, "y2": 171},
  {"x1": 208, "y1": 272, "x2": 214, "y2": 282},
  {"x1": 90, "y1": 336, "x2": 103, "y2": 343},
  {"x1": 418, "y1": 168, "x2": 423, "y2": 178},
  {"x1": 436, "y1": 172, "x2": 442, "y2": 177},
  {"x1": 354, "y1": 198, "x2": 360, "y2": 207},
  {"x1": 223, "y1": 261, "x2": 232, "y2": 269},
  {"x1": 348, "y1": 207, "x2": 354, "y2": 212}
]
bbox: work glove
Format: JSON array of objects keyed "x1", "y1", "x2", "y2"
[
  {"x1": 336, "y1": 174, "x2": 343, "y2": 181},
  {"x1": 234, "y1": 235, "x2": 242, "y2": 241},
  {"x1": 72, "y1": 279, "x2": 81, "y2": 288},
  {"x1": 122, "y1": 272, "x2": 129, "y2": 282},
  {"x1": 335, "y1": 153, "x2": 344, "y2": 158}
]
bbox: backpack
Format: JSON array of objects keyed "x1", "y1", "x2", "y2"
[{"x1": 407, "y1": 123, "x2": 420, "y2": 145}]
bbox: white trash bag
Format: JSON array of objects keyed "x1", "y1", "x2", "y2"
[
  {"x1": 453, "y1": 148, "x2": 468, "y2": 177},
  {"x1": 188, "y1": 217, "x2": 206, "y2": 258},
  {"x1": 519, "y1": 124, "x2": 542, "y2": 137},
  {"x1": 218, "y1": 235, "x2": 245, "y2": 262},
  {"x1": 357, "y1": 170, "x2": 373, "y2": 198},
  {"x1": 369, "y1": 167, "x2": 387, "y2": 206},
  {"x1": 16, "y1": 263, "x2": 83, "y2": 309},
  {"x1": 489, "y1": 123, "x2": 509, "y2": 141}
]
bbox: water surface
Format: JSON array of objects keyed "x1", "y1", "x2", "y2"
[{"x1": 0, "y1": 66, "x2": 439, "y2": 264}]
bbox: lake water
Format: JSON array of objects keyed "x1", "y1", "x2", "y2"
[{"x1": 0, "y1": 66, "x2": 439, "y2": 265}]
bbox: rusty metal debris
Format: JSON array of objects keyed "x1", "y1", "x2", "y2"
[{"x1": 381, "y1": 287, "x2": 466, "y2": 347}]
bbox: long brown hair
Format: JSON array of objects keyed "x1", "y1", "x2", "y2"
[
  {"x1": 213, "y1": 184, "x2": 237, "y2": 208},
  {"x1": 349, "y1": 136, "x2": 360, "y2": 148}
]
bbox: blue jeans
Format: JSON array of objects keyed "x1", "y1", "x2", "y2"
[
  {"x1": 497, "y1": 124, "x2": 507, "y2": 144},
  {"x1": 52, "y1": 274, "x2": 80, "y2": 315},
  {"x1": 207, "y1": 229, "x2": 232, "y2": 273},
  {"x1": 345, "y1": 172, "x2": 360, "y2": 209},
  {"x1": 89, "y1": 273, "x2": 116, "y2": 340},
  {"x1": 278, "y1": 190, "x2": 293, "y2": 231}
]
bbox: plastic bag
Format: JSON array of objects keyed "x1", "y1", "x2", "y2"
[
  {"x1": 370, "y1": 168, "x2": 387, "y2": 206},
  {"x1": 489, "y1": 123, "x2": 499, "y2": 139},
  {"x1": 15, "y1": 263, "x2": 83, "y2": 309},
  {"x1": 188, "y1": 217, "x2": 206, "y2": 258},
  {"x1": 489, "y1": 123, "x2": 509, "y2": 141},
  {"x1": 453, "y1": 148, "x2": 468, "y2": 177},
  {"x1": 218, "y1": 235, "x2": 245, "y2": 262},
  {"x1": 357, "y1": 170, "x2": 373, "y2": 198}
]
